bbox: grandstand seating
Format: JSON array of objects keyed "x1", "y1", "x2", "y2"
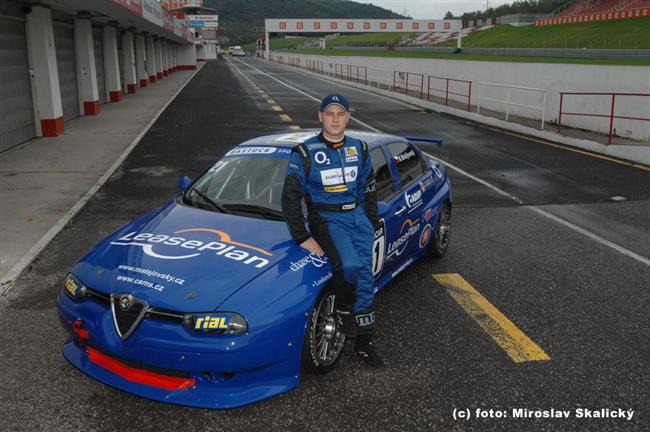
[
  {"x1": 553, "y1": 0, "x2": 647, "y2": 17},
  {"x1": 537, "y1": 0, "x2": 649, "y2": 25},
  {"x1": 399, "y1": 26, "x2": 492, "y2": 47}
]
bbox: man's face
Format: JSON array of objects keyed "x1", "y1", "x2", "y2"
[{"x1": 318, "y1": 105, "x2": 350, "y2": 138}]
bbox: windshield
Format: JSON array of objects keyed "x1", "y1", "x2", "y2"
[{"x1": 184, "y1": 155, "x2": 288, "y2": 215}]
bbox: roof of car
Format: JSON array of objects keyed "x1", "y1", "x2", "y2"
[{"x1": 237, "y1": 129, "x2": 406, "y2": 149}]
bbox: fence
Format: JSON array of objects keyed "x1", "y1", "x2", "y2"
[
  {"x1": 477, "y1": 82, "x2": 548, "y2": 129},
  {"x1": 269, "y1": 53, "x2": 476, "y2": 114},
  {"x1": 335, "y1": 64, "x2": 368, "y2": 84},
  {"x1": 392, "y1": 71, "x2": 425, "y2": 98},
  {"x1": 427, "y1": 76, "x2": 472, "y2": 111},
  {"x1": 558, "y1": 92, "x2": 650, "y2": 144}
]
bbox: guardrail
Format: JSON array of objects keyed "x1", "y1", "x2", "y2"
[
  {"x1": 558, "y1": 92, "x2": 650, "y2": 144},
  {"x1": 427, "y1": 76, "x2": 472, "y2": 111},
  {"x1": 392, "y1": 71, "x2": 425, "y2": 98},
  {"x1": 477, "y1": 82, "x2": 547, "y2": 129},
  {"x1": 306, "y1": 59, "x2": 324, "y2": 74},
  {"x1": 335, "y1": 64, "x2": 368, "y2": 85},
  {"x1": 268, "y1": 53, "x2": 473, "y2": 113}
]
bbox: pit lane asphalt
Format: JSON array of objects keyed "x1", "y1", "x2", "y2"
[{"x1": 0, "y1": 59, "x2": 648, "y2": 432}]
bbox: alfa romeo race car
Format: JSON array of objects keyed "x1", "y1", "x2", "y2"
[{"x1": 57, "y1": 129, "x2": 452, "y2": 409}]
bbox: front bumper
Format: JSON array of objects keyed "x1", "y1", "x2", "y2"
[{"x1": 57, "y1": 293, "x2": 301, "y2": 409}]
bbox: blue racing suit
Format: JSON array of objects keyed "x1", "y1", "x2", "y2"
[{"x1": 282, "y1": 132, "x2": 379, "y2": 334}]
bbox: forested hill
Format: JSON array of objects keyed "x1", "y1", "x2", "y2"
[{"x1": 203, "y1": 0, "x2": 407, "y2": 44}]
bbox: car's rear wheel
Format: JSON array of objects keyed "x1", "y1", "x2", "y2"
[
  {"x1": 429, "y1": 202, "x2": 451, "y2": 258},
  {"x1": 302, "y1": 288, "x2": 345, "y2": 374}
]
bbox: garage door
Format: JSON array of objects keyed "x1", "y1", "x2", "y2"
[
  {"x1": 53, "y1": 20, "x2": 80, "y2": 121},
  {"x1": 0, "y1": 6, "x2": 35, "y2": 152},
  {"x1": 93, "y1": 26, "x2": 106, "y2": 103}
]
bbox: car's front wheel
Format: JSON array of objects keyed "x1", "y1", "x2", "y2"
[
  {"x1": 302, "y1": 288, "x2": 345, "y2": 374},
  {"x1": 428, "y1": 202, "x2": 451, "y2": 258}
]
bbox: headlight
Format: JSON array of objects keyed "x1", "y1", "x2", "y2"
[
  {"x1": 183, "y1": 312, "x2": 248, "y2": 335},
  {"x1": 63, "y1": 273, "x2": 89, "y2": 301}
]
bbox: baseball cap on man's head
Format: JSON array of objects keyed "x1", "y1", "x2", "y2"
[{"x1": 320, "y1": 94, "x2": 350, "y2": 112}]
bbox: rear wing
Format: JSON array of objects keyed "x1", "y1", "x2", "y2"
[{"x1": 404, "y1": 136, "x2": 443, "y2": 148}]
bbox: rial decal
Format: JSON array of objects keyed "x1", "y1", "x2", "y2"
[
  {"x1": 290, "y1": 253, "x2": 328, "y2": 272},
  {"x1": 110, "y1": 228, "x2": 272, "y2": 268}
]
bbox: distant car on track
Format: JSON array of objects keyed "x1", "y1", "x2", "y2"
[
  {"x1": 57, "y1": 129, "x2": 452, "y2": 409},
  {"x1": 231, "y1": 47, "x2": 245, "y2": 56}
]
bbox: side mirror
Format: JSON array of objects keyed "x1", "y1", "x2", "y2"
[{"x1": 178, "y1": 176, "x2": 192, "y2": 192}]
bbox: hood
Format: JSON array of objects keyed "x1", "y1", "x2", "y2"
[{"x1": 73, "y1": 200, "x2": 296, "y2": 312}]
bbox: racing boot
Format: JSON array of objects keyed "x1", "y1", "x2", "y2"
[
  {"x1": 335, "y1": 309, "x2": 357, "y2": 338},
  {"x1": 354, "y1": 334, "x2": 384, "y2": 368}
]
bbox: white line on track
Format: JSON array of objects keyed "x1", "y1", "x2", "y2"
[
  {"x1": 234, "y1": 58, "x2": 650, "y2": 269},
  {"x1": 0, "y1": 65, "x2": 206, "y2": 296}
]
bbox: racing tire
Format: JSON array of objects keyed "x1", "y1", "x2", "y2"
[
  {"x1": 428, "y1": 202, "x2": 451, "y2": 258},
  {"x1": 302, "y1": 288, "x2": 346, "y2": 375}
]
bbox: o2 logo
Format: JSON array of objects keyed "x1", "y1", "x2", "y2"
[{"x1": 314, "y1": 151, "x2": 331, "y2": 165}]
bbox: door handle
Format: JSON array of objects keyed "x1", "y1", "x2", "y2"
[{"x1": 394, "y1": 206, "x2": 406, "y2": 215}]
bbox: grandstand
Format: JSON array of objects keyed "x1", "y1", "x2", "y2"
[
  {"x1": 536, "y1": 0, "x2": 649, "y2": 25},
  {"x1": 400, "y1": 26, "x2": 492, "y2": 47}
]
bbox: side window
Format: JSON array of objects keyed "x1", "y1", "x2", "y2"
[
  {"x1": 370, "y1": 147, "x2": 395, "y2": 201},
  {"x1": 387, "y1": 141, "x2": 425, "y2": 188}
]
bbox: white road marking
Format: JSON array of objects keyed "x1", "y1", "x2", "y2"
[
  {"x1": 0, "y1": 65, "x2": 206, "y2": 296},
  {"x1": 235, "y1": 58, "x2": 650, "y2": 269}
]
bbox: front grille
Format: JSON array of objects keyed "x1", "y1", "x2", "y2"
[
  {"x1": 89, "y1": 288, "x2": 186, "y2": 325},
  {"x1": 88, "y1": 288, "x2": 110, "y2": 305},
  {"x1": 114, "y1": 302, "x2": 144, "y2": 336},
  {"x1": 147, "y1": 307, "x2": 185, "y2": 323}
]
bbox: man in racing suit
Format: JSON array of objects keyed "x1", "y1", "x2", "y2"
[{"x1": 282, "y1": 94, "x2": 382, "y2": 367}]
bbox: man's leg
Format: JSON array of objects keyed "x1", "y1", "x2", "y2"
[
  {"x1": 351, "y1": 212, "x2": 383, "y2": 368},
  {"x1": 310, "y1": 213, "x2": 361, "y2": 337}
]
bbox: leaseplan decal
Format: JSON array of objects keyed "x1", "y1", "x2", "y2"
[
  {"x1": 386, "y1": 218, "x2": 421, "y2": 259},
  {"x1": 110, "y1": 228, "x2": 273, "y2": 268}
]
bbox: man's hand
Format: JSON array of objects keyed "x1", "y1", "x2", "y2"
[{"x1": 300, "y1": 238, "x2": 325, "y2": 257}]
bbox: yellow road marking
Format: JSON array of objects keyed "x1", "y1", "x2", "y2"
[
  {"x1": 289, "y1": 125, "x2": 301, "y2": 130},
  {"x1": 487, "y1": 127, "x2": 650, "y2": 172},
  {"x1": 258, "y1": 90, "x2": 266, "y2": 94},
  {"x1": 266, "y1": 98, "x2": 276, "y2": 104},
  {"x1": 433, "y1": 273, "x2": 550, "y2": 363},
  {"x1": 279, "y1": 114, "x2": 293, "y2": 122},
  {"x1": 271, "y1": 105, "x2": 283, "y2": 112}
]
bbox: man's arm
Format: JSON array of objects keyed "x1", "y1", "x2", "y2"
[
  {"x1": 358, "y1": 142, "x2": 379, "y2": 226},
  {"x1": 282, "y1": 150, "x2": 311, "y2": 244}
]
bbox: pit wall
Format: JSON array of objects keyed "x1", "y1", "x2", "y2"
[{"x1": 270, "y1": 52, "x2": 650, "y2": 142}]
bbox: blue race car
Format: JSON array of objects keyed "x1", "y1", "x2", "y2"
[{"x1": 57, "y1": 129, "x2": 452, "y2": 409}]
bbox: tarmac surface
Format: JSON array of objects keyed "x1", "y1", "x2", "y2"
[{"x1": 0, "y1": 58, "x2": 648, "y2": 431}]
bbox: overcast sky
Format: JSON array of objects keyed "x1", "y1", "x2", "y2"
[{"x1": 364, "y1": 1, "x2": 513, "y2": 19}]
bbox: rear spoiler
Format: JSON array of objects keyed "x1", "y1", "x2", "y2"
[{"x1": 404, "y1": 136, "x2": 443, "y2": 148}]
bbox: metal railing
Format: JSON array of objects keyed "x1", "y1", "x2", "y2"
[
  {"x1": 427, "y1": 76, "x2": 472, "y2": 111},
  {"x1": 334, "y1": 64, "x2": 368, "y2": 85},
  {"x1": 269, "y1": 53, "x2": 473, "y2": 114},
  {"x1": 392, "y1": 71, "x2": 425, "y2": 99},
  {"x1": 477, "y1": 82, "x2": 548, "y2": 129},
  {"x1": 558, "y1": 92, "x2": 650, "y2": 144}
]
